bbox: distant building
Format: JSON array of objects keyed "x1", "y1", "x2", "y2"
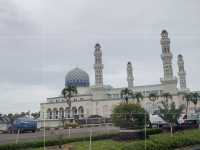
[{"x1": 39, "y1": 30, "x2": 197, "y2": 128}]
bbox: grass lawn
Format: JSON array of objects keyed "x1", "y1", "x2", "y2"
[
  {"x1": 71, "y1": 140, "x2": 134, "y2": 150},
  {"x1": 25, "y1": 140, "x2": 137, "y2": 150}
]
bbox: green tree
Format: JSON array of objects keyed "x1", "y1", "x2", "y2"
[
  {"x1": 61, "y1": 86, "x2": 77, "y2": 124},
  {"x1": 133, "y1": 92, "x2": 144, "y2": 104},
  {"x1": 159, "y1": 100, "x2": 184, "y2": 136},
  {"x1": 191, "y1": 92, "x2": 200, "y2": 112},
  {"x1": 148, "y1": 93, "x2": 159, "y2": 114},
  {"x1": 120, "y1": 88, "x2": 133, "y2": 103},
  {"x1": 61, "y1": 86, "x2": 78, "y2": 108},
  {"x1": 183, "y1": 93, "x2": 193, "y2": 118},
  {"x1": 7, "y1": 113, "x2": 24, "y2": 124},
  {"x1": 112, "y1": 103, "x2": 149, "y2": 129},
  {"x1": 161, "y1": 92, "x2": 172, "y2": 101}
]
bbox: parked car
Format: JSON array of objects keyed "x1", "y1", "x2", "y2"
[
  {"x1": 178, "y1": 119, "x2": 199, "y2": 130},
  {"x1": 161, "y1": 123, "x2": 179, "y2": 132},
  {"x1": 161, "y1": 119, "x2": 199, "y2": 133},
  {"x1": 8, "y1": 117, "x2": 37, "y2": 133},
  {"x1": 0, "y1": 115, "x2": 10, "y2": 133},
  {"x1": 149, "y1": 114, "x2": 166, "y2": 128}
]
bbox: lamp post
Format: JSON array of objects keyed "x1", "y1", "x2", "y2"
[{"x1": 42, "y1": 107, "x2": 46, "y2": 150}]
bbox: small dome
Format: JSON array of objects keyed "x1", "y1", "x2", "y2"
[
  {"x1": 161, "y1": 30, "x2": 168, "y2": 37},
  {"x1": 65, "y1": 68, "x2": 90, "y2": 87},
  {"x1": 178, "y1": 54, "x2": 183, "y2": 61},
  {"x1": 178, "y1": 54, "x2": 183, "y2": 58},
  {"x1": 95, "y1": 43, "x2": 101, "y2": 49}
]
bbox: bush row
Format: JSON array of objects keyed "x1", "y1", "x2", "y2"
[
  {"x1": 143, "y1": 128, "x2": 162, "y2": 135},
  {"x1": 112, "y1": 131, "x2": 147, "y2": 141},
  {"x1": 112, "y1": 128, "x2": 162, "y2": 141},
  {"x1": 0, "y1": 128, "x2": 161, "y2": 150},
  {"x1": 122, "y1": 129, "x2": 200, "y2": 150},
  {"x1": 0, "y1": 133, "x2": 121, "y2": 150}
]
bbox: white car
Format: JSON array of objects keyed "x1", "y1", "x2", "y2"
[{"x1": 149, "y1": 114, "x2": 166, "y2": 128}]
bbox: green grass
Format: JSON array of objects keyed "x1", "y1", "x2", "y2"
[
  {"x1": 72, "y1": 140, "x2": 134, "y2": 150},
  {"x1": 24, "y1": 140, "x2": 135, "y2": 150}
]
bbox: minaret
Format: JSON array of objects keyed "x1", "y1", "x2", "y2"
[
  {"x1": 127, "y1": 62, "x2": 134, "y2": 88},
  {"x1": 160, "y1": 30, "x2": 174, "y2": 80},
  {"x1": 177, "y1": 54, "x2": 187, "y2": 90},
  {"x1": 160, "y1": 30, "x2": 177, "y2": 93},
  {"x1": 94, "y1": 43, "x2": 104, "y2": 87}
]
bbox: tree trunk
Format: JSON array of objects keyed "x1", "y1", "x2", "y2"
[
  {"x1": 153, "y1": 101, "x2": 155, "y2": 114},
  {"x1": 195, "y1": 104, "x2": 197, "y2": 113},
  {"x1": 125, "y1": 97, "x2": 128, "y2": 104},
  {"x1": 170, "y1": 123, "x2": 173, "y2": 136},
  {"x1": 186, "y1": 101, "x2": 189, "y2": 119}
]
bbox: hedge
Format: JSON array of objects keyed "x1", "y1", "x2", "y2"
[
  {"x1": 0, "y1": 133, "x2": 119, "y2": 150},
  {"x1": 112, "y1": 128, "x2": 162, "y2": 141},
  {"x1": 0, "y1": 128, "x2": 161, "y2": 150},
  {"x1": 122, "y1": 129, "x2": 200, "y2": 150},
  {"x1": 143, "y1": 128, "x2": 162, "y2": 135}
]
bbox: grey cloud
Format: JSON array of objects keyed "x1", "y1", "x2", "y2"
[{"x1": 0, "y1": 1, "x2": 38, "y2": 36}]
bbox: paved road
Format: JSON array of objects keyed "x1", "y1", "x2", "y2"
[
  {"x1": 176, "y1": 145, "x2": 200, "y2": 150},
  {"x1": 0, "y1": 126, "x2": 119, "y2": 145}
]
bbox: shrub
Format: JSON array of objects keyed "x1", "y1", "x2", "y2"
[
  {"x1": 112, "y1": 103, "x2": 149, "y2": 129},
  {"x1": 112, "y1": 131, "x2": 147, "y2": 141},
  {"x1": 112, "y1": 128, "x2": 161, "y2": 141},
  {"x1": 122, "y1": 129, "x2": 200, "y2": 150},
  {"x1": 64, "y1": 122, "x2": 79, "y2": 129},
  {"x1": 145, "y1": 128, "x2": 162, "y2": 135},
  {"x1": 0, "y1": 132, "x2": 119, "y2": 150}
]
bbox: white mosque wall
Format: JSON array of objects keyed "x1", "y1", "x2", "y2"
[{"x1": 40, "y1": 94, "x2": 188, "y2": 123}]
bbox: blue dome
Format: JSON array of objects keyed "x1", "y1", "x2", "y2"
[{"x1": 65, "y1": 68, "x2": 90, "y2": 87}]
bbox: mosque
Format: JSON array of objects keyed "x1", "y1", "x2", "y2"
[{"x1": 39, "y1": 30, "x2": 193, "y2": 127}]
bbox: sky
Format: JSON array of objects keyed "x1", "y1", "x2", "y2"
[{"x1": 0, "y1": 0, "x2": 200, "y2": 114}]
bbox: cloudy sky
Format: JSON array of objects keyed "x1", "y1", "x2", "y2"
[{"x1": 0, "y1": 0, "x2": 200, "y2": 114}]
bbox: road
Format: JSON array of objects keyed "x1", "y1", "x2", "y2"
[
  {"x1": 176, "y1": 145, "x2": 200, "y2": 150},
  {"x1": 0, "y1": 126, "x2": 119, "y2": 145}
]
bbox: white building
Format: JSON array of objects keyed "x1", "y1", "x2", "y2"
[{"x1": 39, "y1": 30, "x2": 197, "y2": 128}]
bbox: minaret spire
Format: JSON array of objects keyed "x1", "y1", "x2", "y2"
[
  {"x1": 127, "y1": 61, "x2": 134, "y2": 88},
  {"x1": 160, "y1": 30, "x2": 177, "y2": 93},
  {"x1": 160, "y1": 30, "x2": 174, "y2": 80},
  {"x1": 177, "y1": 54, "x2": 187, "y2": 90},
  {"x1": 94, "y1": 43, "x2": 104, "y2": 87}
]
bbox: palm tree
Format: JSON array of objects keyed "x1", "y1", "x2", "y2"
[
  {"x1": 133, "y1": 92, "x2": 144, "y2": 104},
  {"x1": 191, "y1": 92, "x2": 200, "y2": 113},
  {"x1": 120, "y1": 88, "x2": 133, "y2": 103},
  {"x1": 159, "y1": 100, "x2": 185, "y2": 136},
  {"x1": 61, "y1": 86, "x2": 78, "y2": 109},
  {"x1": 148, "y1": 93, "x2": 159, "y2": 114},
  {"x1": 183, "y1": 93, "x2": 193, "y2": 118},
  {"x1": 161, "y1": 92, "x2": 173, "y2": 102}
]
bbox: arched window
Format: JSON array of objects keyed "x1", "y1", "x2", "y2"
[
  {"x1": 53, "y1": 108, "x2": 58, "y2": 119},
  {"x1": 47, "y1": 108, "x2": 52, "y2": 119},
  {"x1": 59, "y1": 107, "x2": 64, "y2": 119},
  {"x1": 65, "y1": 107, "x2": 70, "y2": 118},
  {"x1": 72, "y1": 107, "x2": 77, "y2": 117},
  {"x1": 78, "y1": 106, "x2": 84, "y2": 118}
]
